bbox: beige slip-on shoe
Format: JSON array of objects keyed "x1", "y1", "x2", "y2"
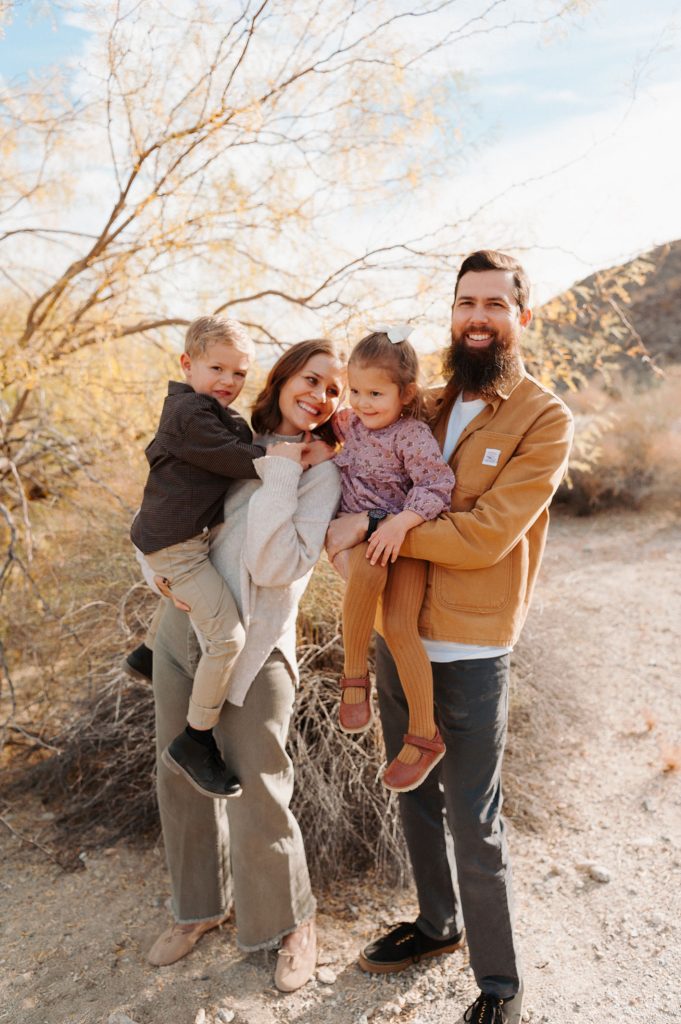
[
  {"x1": 274, "y1": 918, "x2": 317, "y2": 993},
  {"x1": 147, "y1": 913, "x2": 230, "y2": 967}
]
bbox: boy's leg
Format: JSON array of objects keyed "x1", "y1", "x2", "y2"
[
  {"x1": 381, "y1": 557, "x2": 437, "y2": 768},
  {"x1": 342, "y1": 542, "x2": 388, "y2": 707},
  {"x1": 148, "y1": 534, "x2": 245, "y2": 730}
]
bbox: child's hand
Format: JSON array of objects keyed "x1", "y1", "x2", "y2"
[
  {"x1": 367, "y1": 510, "x2": 424, "y2": 566},
  {"x1": 266, "y1": 440, "x2": 308, "y2": 463}
]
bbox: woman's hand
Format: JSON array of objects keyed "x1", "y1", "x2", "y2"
[
  {"x1": 325, "y1": 512, "x2": 368, "y2": 562},
  {"x1": 154, "y1": 575, "x2": 191, "y2": 613},
  {"x1": 302, "y1": 438, "x2": 336, "y2": 467},
  {"x1": 366, "y1": 510, "x2": 424, "y2": 566},
  {"x1": 266, "y1": 440, "x2": 308, "y2": 463}
]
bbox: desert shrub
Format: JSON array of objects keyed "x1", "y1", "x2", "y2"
[
  {"x1": 557, "y1": 368, "x2": 681, "y2": 514},
  {"x1": 0, "y1": 486, "x2": 409, "y2": 883}
]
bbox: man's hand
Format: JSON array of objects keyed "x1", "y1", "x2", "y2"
[
  {"x1": 366, "y1": 510, "x2": 424, "y2": 566},
  {"x1": 325, "y1": 512, "x2": 368, "y2": 563},
  {"x1": 330, "y1": 547, "x2": 351, "y2": 581}
]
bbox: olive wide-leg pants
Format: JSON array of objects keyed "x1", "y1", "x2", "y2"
[{"x1": 152, "y1": 603, "x2": 315, "y2": 950}]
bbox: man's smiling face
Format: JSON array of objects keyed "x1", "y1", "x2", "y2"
[
  {"x1": 450, "y1": 268, "x2": 531, "y2": 353},
  {"x1": 445, "y1": 268, "x2": 532, "y2": 398}
]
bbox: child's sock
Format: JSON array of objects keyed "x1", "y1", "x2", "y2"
[
  {"x1": 381, "y1": 558, "x2": 437, "y2": 766},
  {"x1": 342, "y1": 544, "x2": 388, "y2": 704},
  {"x1": 185, "y1": 724, "x2": 214, "y2": 747}
]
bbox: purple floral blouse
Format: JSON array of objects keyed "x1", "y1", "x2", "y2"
[{"x1": 333, "y1": 409, "x2": 455, "y2": 520}]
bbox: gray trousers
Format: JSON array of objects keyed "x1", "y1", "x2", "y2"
[
  {"x1": 152, "y1": 603, "x2": 316, "y2": 950},
  {"x1": 375, "y1": 635, "x2": 520, "y2": 1000}
]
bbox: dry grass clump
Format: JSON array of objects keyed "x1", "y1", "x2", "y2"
[
  {"x1": 292, "y1": 558, "x2": 408, "y2": 882},
  {"x1": 12, "y1": 673, "x2": 158, "y2": 848},
  {"x1": 557, "y1": 368, "x2": 681, "y2": 514}
]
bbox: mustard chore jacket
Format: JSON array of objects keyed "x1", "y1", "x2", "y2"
[{"x1": 395, "y1": 366, "x2": 574, "y2": 648}]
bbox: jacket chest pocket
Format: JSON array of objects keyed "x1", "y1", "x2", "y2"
[{"x1": 452, "y1": 430, "x2": 521, "y2": 502}]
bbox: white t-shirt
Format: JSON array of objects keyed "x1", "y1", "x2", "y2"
[{"x1": 420, "y1": 393, "x2": 512, "y2": 663}]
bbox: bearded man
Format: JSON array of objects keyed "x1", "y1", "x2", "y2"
[{"x1": 326, "y1": 250, "x2": 573, "y2": 1024}]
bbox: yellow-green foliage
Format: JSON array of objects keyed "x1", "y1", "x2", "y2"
[{"x1": 557, "y1": 367, "x2": 681, "y2": 513}]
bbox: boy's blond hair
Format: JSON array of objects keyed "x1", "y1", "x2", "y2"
[{"x1": 184, "y1": 316, "x2": 254, "y2": 359}]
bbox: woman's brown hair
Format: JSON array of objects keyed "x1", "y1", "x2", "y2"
[
  {"x1": 349, "y1": 332, "x2": 423, "y2": 419},
  {"x1": 251, "y1": 337, "x2": 345, "y2": 445}
]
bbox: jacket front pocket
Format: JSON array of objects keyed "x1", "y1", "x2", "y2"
[
  {"x1": 453, "y1": 431, "x2": 521, "y2": 501},
  {"x1": 433, "y1": 558, "x2": 512, "y2": 614}
]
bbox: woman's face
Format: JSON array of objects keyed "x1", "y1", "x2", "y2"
[{"x1": 276, "y1": 353, "x2": 345, "y2": 434}]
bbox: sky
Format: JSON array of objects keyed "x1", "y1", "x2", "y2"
[{"x1": 1, "y1": 0, "x2": 680, "y2": 304}]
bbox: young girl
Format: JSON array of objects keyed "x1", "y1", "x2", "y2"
[{"x1": 333, "y1": 327, "x2": 455, "y2": 793}]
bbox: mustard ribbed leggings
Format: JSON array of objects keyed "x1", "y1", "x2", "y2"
[{"x1": 342, "y1": 543, "x2": 436, "y2": 765}]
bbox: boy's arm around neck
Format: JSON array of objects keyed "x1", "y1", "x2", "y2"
[{"x1": 157, "y1": 393, "x2": 265, "y2": 479}]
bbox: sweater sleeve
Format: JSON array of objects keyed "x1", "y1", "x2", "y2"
[
  {"x1": 157, "y1": 403, "x2": 265, "y2": 479},
  {"x1": 399, "y1": 400, "x2": 573, "y2": 569},
  {"x1": 243, "y1": 457, "x2": 341, "y2": 587}
]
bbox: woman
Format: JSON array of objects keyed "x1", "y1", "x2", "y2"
[{"x1": 147, "y1": 338, "x2": 345, "y2": 992}]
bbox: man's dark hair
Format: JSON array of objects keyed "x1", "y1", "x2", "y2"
[{"x1": 454, "y1": 250, "x2": 530, "y2": 311}]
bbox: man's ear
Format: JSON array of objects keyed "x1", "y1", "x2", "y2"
[
  {"x1": 519, "y1": 308, "x2": 532, "y2": 329},
  {"x1": 179, "y1": 352, "x2": 191, "y2": 377}
]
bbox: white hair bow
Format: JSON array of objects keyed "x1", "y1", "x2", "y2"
[{"x1": 373, "y1": 322, "x2": 414, "y2": 344}]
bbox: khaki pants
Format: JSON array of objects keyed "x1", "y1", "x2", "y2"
[
  {"x1": 147, "y1": 531, "x2": 244, "y2": 729},
  {"x1": 152, "y1": 602, "x2": 316, "y2": 949}
]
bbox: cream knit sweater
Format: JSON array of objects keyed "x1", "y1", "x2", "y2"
[{"x1": 208, "y1": 434, "x2": 341, "y2": 706}]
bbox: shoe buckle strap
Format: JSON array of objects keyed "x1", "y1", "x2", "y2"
[
  {"x1": 402, "y1": 731, "x2": 445, "y2": 754},
  {"x1": 340, "y1": 676, "x2": 369, "y2": 690}
]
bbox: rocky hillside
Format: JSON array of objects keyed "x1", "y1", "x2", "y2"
[{"x1": 544, "y1": 239, "x2": 681, "y2": 378}]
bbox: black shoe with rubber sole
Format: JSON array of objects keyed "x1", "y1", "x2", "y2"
[{"x1": 359, "y1": 920, "x2": 465, "y2": 974}]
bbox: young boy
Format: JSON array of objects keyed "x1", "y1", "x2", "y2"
[{"x1": 131, "y1": 315, "x2": 265, "y2": 799}]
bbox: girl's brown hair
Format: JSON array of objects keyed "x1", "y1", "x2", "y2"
[
  {"x1": 251, "y1": 337, "x2": 345, "y2": 445},
  {"x1": 349, "y1": 332, "x2": 423, "y2": 419}
]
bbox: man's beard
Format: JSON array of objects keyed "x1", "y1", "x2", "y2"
[{"x1": 443, "y1": 332, "x2": 521, "y2": 399}]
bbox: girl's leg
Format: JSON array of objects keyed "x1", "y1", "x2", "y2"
[
  {"x1": 381, "y1": 557, "x2": 437, "y2": 766},
  {"x1": 342, "y1": 542, "x2": 388, "y2": 705}
]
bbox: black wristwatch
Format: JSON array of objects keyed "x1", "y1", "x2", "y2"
[{"x1": 366, "y1": 508, "x2": 388, "y2": 539}]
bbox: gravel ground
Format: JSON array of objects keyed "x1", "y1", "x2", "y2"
[{"x1": 1, "y1": 508, "x2": 680, "y2": 1024}]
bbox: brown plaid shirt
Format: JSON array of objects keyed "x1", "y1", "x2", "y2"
[{"x1": 131, "y1": 381, "x2": 265, "y2": 554}]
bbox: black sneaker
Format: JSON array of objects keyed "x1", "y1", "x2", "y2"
[
  {"x1": 358, "y1": 920, "x2": 465, "y2": 974},
  {"x1": 123, "y1": 643, "x2": 154, "y2": 682},
  {"x1": 161, "y1": 730, "x2": 242, "y2": 799},
  {"x1": 460, "y1": 983, "x2": 524, "y2": 1024}
]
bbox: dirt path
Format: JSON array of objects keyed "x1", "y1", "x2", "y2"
[{"x1": 1, "y1": 509, "x2": 680, "y2": 1024}]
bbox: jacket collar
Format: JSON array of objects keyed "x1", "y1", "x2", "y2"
[
  {"x1": 429, "y1": 359, "x2": 527, "y2": 446},
  {"x1": 167, "y1": 380, "x2": 194, "y2": 396}
]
